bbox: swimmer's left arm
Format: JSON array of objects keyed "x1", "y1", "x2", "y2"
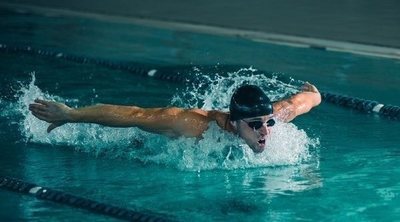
[{"x1": 273, "y1": 82, "x2": 321, "y2": 122}]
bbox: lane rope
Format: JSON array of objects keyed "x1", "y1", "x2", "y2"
[
  {"x1": 321, "y1": 92, "x2": 399, "y2": 118},
  {"x1": 0, "y1": 176, "x2": 175, "y2": 222}
]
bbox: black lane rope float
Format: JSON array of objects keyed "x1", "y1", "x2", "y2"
[
  {"x1": 2, "y1": 44, "x2": 398, "y2": 119},
  {"x1": 321, "y1": 92, "x2": 400, "y2": 119},
  {"x1": 285, "y1": 80, "x2": 400, "y2": 119},
  {"x1": 0, "y1": 176, "x2": 175, "y2": 222},
  {"x1": 0, "y1": 43, "x2": 244, "y2": 84}
]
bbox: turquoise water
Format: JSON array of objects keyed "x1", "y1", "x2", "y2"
[{"x1": 1, "y1": 6, "x2": 400, "y2": 221}]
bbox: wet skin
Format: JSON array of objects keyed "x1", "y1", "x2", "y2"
[
  {"x1": 235, "y1": 115, "x2": 274, "y2": 153},
  {"x1": 29, "y1": 82, "x2": 321, "y2": 154}
]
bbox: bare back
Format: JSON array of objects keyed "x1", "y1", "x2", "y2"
[{"x1": 132, "y1": 107, "x2": 231, "y2": 138}]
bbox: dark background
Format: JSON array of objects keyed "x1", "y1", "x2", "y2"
[{"x1": 2, "y1": 0, "x2": 400, "y2": 48}]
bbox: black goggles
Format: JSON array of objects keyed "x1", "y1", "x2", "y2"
[{"x1": 245, "y1": 118, "x2": 276, "y2": 130}]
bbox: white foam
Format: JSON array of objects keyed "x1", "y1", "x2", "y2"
[{"x1": 171, "y1": 68, "x2": 299, "y2": 110}]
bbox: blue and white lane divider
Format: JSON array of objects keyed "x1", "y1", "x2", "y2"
[
  {"x1": 1, "y1": 43, "x2": 399, "y2": 120},
  {"x1": 321, "y1": 92, "x2": 400, "y2": 118},
  {"x1": 0, "y1": 176, "x2": 175, "y2": 222}
]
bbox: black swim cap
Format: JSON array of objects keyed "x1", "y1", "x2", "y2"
[{"x1": 229, "y1": 85, "x2": 273, "y2": 121}]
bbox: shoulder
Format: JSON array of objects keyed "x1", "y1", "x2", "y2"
[
  {"x1": 207, "y1": 110, "x2": 235, "y2": 132},
  {"x1": 182, "y1": 109, "x2": 226, "y2": 120},
  {"x1": 186, "y1": 108, "x2": 209, "y2": 116},
  {"x1": 179, "y1": 109, "x2": 233, "y2": 135},
  {"x1": 205, "y1": 110, "x2": 228, "y2": 121}
]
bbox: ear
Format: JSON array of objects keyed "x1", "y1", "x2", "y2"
[
  {"x1": 230, "y1": 121, "x2": 242, "y2": 136},
  {"x1": 230, "y1": 121, "x2": 238, "y2": 130}
]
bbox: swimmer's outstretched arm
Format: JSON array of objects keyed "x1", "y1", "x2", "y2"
[
  {"x1": 29, "y1": 99, "x2": 210, "y2": 137},
  {"x1": 273, "y1": 82, "x2": 321, "y2": 122}
]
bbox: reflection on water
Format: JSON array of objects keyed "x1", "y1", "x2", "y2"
[{"x1": 16, "y1": 138, "x2": 321, "y2": 221}]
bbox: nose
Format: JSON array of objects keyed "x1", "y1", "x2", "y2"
[{"x1": 257, "y1": 124, "x2": 270, "y2": 135}]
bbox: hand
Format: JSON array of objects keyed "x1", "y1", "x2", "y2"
[
  {"x1": 301, "y1": 82, "x2": 319, "y2": 93},
  {"x1": 29, "y1": 99, "x2": 73, "y2": 133}
]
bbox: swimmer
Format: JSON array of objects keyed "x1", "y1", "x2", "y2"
[{"x1": 29, "y1": 82, "x2": 321, "y2": 153}]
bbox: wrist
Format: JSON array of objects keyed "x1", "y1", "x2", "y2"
[{"x1": 66, "y1": 108, "x2": 77, "y2": 122}]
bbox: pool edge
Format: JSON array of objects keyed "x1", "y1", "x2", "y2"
[{"x1": 2, "y1": 2, "x2": 400, "y2": 60}]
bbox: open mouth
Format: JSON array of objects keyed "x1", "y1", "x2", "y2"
[{"x1": 257, "y1": 139, "x2": 266, "y2": 146}]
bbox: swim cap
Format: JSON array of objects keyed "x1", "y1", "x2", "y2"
[{"x1": 229, "y1": 85, "x2": 273, "y2": 121}]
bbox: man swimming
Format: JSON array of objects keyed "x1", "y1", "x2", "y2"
[{"x1": 29, "y1": 82, "x2": 321, "y2": 153}]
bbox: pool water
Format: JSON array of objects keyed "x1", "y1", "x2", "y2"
[{"x1": 1, "y1": 6, "x2": 400, "y2": 221}]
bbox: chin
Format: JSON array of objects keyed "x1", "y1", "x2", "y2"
[{"x1": 251, "y1": 145, "x2": 265, "y2": 153}]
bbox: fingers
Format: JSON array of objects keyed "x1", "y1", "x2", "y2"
[
  {"x1": 29, "y1": 98, "x2": 65, "y2": 133},
  {"x1": 301, "y1": 82, "x2": 319, "y2": 93},
  {"x1": 34, "y1": 99, "x2": 51, "y2": 106},
  {"x1": 29, "y1": 103, "x2": 47, "y2": 112},
  {"x1": 301, "y1": 82, "x2": 311, "y2": 89},
  {"x1": 29, "y1": 103, "x2": 49, "y2": 119},
  {"x1": 301, "y1": 85, "x2": 308, "y2": 91},
  {"x1": 29, "y1": 98, "x2": 52, "y2": 113},
  {"x1": 29, "y1": 100, "x2": 51, "y2": 121},
  {"x1": 30, "y1": 109, "x2": 50, "y2": 121}
]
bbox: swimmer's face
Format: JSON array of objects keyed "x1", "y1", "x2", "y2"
[{"x1": 235, "y1": 114, "x2": 275, "y2": 153}]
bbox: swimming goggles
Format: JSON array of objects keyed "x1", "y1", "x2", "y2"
[{"x1": 244, "y1": 118, "x2": 276, "y2": 130}]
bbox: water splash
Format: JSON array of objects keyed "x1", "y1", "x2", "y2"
[
  {"x1": 13, "y1": 73, "x2": 144, "y2": 158},
  {"x1": 169, "y1": 67, "x2": 319, "y2": 170},
  {"x1": 171, "y1": 67, "x2": 300, "y2": 110},
  {"x1": 5, "y1": 71, "x2": 319, "y2": 171},
  {"x1": 137, "y1": 121, "x2": 317, "y2": 171}
]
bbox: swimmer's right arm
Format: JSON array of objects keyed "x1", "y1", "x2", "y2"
[
  {"x1": 29, "y1": 99, "x2": 210, "y2": 136},
  {"x1": 273, "y1": 82, "x2": 321, "y2": 122}
]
